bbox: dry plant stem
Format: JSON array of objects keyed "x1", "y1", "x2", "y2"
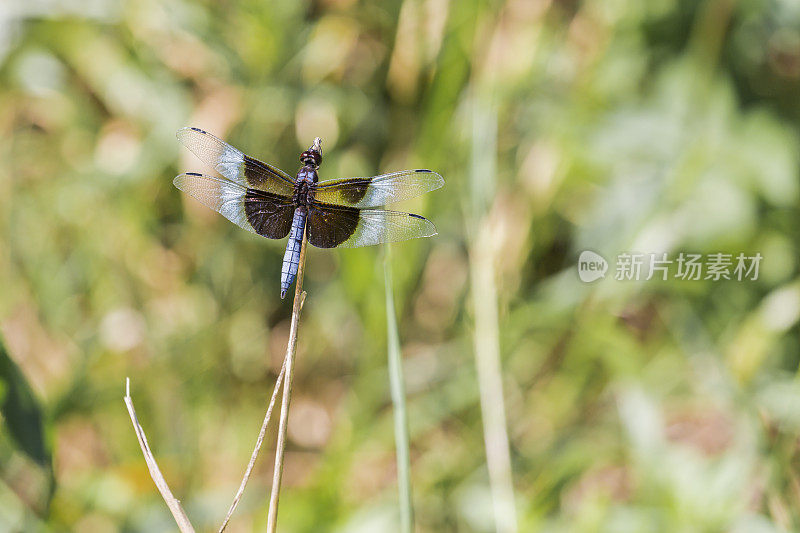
[
  {"x1": 469, "y1": 234, "x2": 517, "y2": 533},
  {"x1": 266, "y1": 230, "x2": 308, "y2": 533},
  {"x1": 469, "y1": 97, "x2": 518, "y2": 533},
  {"x1": 124, "y1": 378, "x2": 196, "y2": 533},
  {"x1": 218, "y1": 354, "x2": 289, "y2": 532},
  {"x1": 127, "y1": 238, "x2": 307, "y2": 533}
]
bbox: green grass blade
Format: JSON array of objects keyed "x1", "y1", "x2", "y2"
[
  {"x1": 0, "y1": 334, "x2": 50, "y2": 469},
  {"x1": 384, "y1": 247, "x2": 413, "y2": 533}
]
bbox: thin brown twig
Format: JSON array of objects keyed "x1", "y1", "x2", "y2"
[
  {"x1": 218, "y1": 355, "x2": 288, "y2": 532},
  {"x1": 128, "y1": 228, "x2": 309, "y2": 532},
  {"x1": 267, "y1": 228, "x2": 308, "y2": 533},
  {"x1": 124, "y1": 378, "x2": 196, "y2": 533}
]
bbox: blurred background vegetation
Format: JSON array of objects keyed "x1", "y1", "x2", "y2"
[{"x1": 2, "y1": 0, "x2": 800, "y2": 531}]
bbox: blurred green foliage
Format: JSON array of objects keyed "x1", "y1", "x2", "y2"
[{"x1": 1, "y1": 0, "x2": 800, "y2": 531}]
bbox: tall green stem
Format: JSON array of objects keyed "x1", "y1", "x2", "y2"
[{"x1": 384, "y1": 248, "x2": 414, "y2": 533}]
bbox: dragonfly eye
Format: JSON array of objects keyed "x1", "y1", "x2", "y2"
[
  {"x1": 300, "y1": 138, "x2": 322, "y2": 167},
  {"x1": 300, "y1": 150, "x2": 322, "y2": 167}
]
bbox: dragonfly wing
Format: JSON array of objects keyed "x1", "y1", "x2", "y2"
[
  {"x1": 306, "y1": 202, "x2": 437, "y2": 248},
  {"x1": 174, "y1": 172, "x2": 295, "y2": 239},
  {"x1": 176, "y1": 127, "x2": 296, "y2": 196},
  {"x1": 313, "y1": 169, "x2": 443, "y2": 208}
]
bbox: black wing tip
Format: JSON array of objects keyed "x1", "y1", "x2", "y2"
[
  {"x1": 415, "y1": 168, "x2": 445, "y2": 187},
  {"x1": 407, "y1": 213, "x2": 438, "y2": 237},
  {"x1": 173, "y1": 172, "x2": 202, "y2": 188},
  {"x1": 280, "y1": 288, "x2": 287, "y2": 299},
  {"x1": 176, "y1": 126, "x2": 209, "y2": 137}
]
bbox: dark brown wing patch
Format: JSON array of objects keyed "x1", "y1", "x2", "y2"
[
  {"x1": 337, "y1": 178, "x2": 371, "y2": 204},
  {"x1": 243, "y1": 155, "x2": 294, "y2": 190},
  {"x1": 306, "y1": 202, "x2": 360, "y2": 248},
  {"x1": 245, "y1": 189, "x2": 295, "y2": 239},
  {"x1": 313, "y1": 169, "x2": 443, "y2": 208}
]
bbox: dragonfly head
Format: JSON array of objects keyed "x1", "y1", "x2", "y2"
[{"x1": 300, "y1": 137, "x2": 323, "y2": 169}]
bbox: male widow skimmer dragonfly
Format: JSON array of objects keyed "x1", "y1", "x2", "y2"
[{"x1": 174, "y1": 127, "x2": 444, "y2": 298}]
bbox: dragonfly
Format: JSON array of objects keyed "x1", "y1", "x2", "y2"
[{"x1": 174, "y1": 127, "x2": 444, "y2": 298}]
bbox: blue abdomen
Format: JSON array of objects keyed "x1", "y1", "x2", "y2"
[{"x1": 280, "y1": 207, "x2": 307, "y2": 298}]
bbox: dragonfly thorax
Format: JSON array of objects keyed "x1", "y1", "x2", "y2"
[
  {"x1": 293, "y1": 173, "x2": 315, "y2": 206},
  {"x1": 296, "y1": 165, "x2": 318, "y2": 184}
]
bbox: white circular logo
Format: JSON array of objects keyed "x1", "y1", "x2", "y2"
[{"x1": 577, "y1": 251, "x2": 608, "y2": 283}]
